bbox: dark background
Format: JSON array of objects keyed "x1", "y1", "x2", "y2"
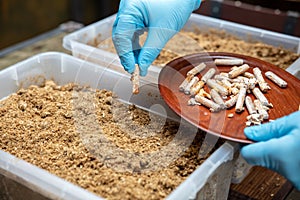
[
  {"x1": 0, "y1": 0, "x2": 299, "y2": 50},
  {"x1": 238, "y1": 0, "x2": 300, "y2": 11},
  {"x1": 0, "y1": 0, "x2": 119, "y2": 49}
]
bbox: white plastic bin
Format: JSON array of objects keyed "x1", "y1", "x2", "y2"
[
  {"x1": 63, "y1": 13, "x2": 300, "y2": 83},
  {"x1": 0, "y1": 52, "x2": 236, "y2": 200}
]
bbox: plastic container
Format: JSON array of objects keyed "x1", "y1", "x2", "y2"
[
  {"x1": 286, "y1": 58, "x2": 300, "y2": 79},
  {"x1": 63, "y1": 13, "x2": 300, "y2": 84},
  {"x1": 195, "y1": 0, "x2": 300, "y2": 37},
  {"x1": 0, "y1": 52, "x2": 236, "y2": 200}
]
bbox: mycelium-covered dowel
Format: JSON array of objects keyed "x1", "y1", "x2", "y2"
[
  {"x1": 235, "y1": 86, "x2": 247, "y2": 113},
  {"x1": 225, "y1": 95, "x2": 239, "y2": 108},
  {"x1": 265, "y1": 71, "x2": 288, "y2": 88},
  {"x1": 190, "y1": 80, "x2": 205, "y2": 96},
  {"x1": 206, "y1": 79, "x2": 229, "y2": 97},
  {"x1": 210, "y1": 89, "x2": 226, "y2": 109},
  {"x1": 253, "y1": 67, "x2": 270, "y2": 92},
  {"x1": 214, "y1": 58, "x2": 244, "y2": 66},
  {"x1": 179, "y1": 76, "x2": 192, "y2": 92},
  {"x1": 201, "y1": 68, "x2": 216, "y2": 83},
  {"x1": 245, "y1": 96, "x2": 257, "y2": 115},
  {"x1": 195, "y1": 94, "x2": 222, "y2": 112},
  {"x1": 188, "y1": 98, "x2": 201, "y2": 106},
  {"x1": 184, "y1": 76, "x2": 199, "y2": 95},
  {"x1": 131, "y1": 64, "x2": 140, "y2": 94},
  {"x1": 228, "y1": 64, "x2": 250, "y2": 79},
  {"x1": 252, "y1": 87, "x2": 272, "y2": 107},
  {"x1": 187, "y1": 63, "x2": 206, "y2": 77}
]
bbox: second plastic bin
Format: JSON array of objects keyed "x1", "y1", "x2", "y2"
[{"x1": 63, "y1": 13, "x2": 300, "y2": 83}]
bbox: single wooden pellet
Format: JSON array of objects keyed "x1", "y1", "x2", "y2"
[
  {"x1": 231, "y1": 66, "x2": 239, "y2": 71},
  {"x1": 265, "y1": 71, "x2": 288, "y2": 88},
  {"x1": 235, "y1": 87, "x2": 247, "y2": 113},
  {"x1": 214, "y1": 74, "x2": 231, "y2": 82},
  {"x1": 179, "y1": 76, "x2": 192, "y2": 92},
  {"x1": 236, "y1": 76, "x2": 249, "y2": 83},
  {"x1": 210, "y1": 89, "x2": 226, "y2": 109},
  {"x1": 252, "y1": 87, "x2": 271, "y2": 107},
  {"x1": 184, "y1": 76, "x2": 199, "y2": 95},
  {"x1": 216, "y1": 79, "x2": 231, "y2": 94},
  {"x1": 195, "y1": 95, "x2": 222, "y2": 112},
  {"x1": 230, "y1": 78, "x2": 243, "y2": 84},
  {"x1": 228, "y1": 64, "x2": 250, "y2": 79},
  {"x1": 188, "y1": 98, "x2": 201, "y2": 106},
  {"x1": 225, "y1": 95, "x2": 238, "y2": 108},
  {"x1": 206, "y1": 79, "x2": 228, "y2": 97},
  {"x1": 220, "y1": 79, "x2": 232, "y2": 90},
  {"x1": 220, "y1": 72, "x2": 229, "y2": 77},
  {"x1": 131, "y1": 64, "x2": 140, "y2": 94},
  {"x1": 248, "y1": 78, "x2": 257, "y2": 90},
  {"x1": 243, "y1": 72, "x2": 255, "y2": 79},
  {"x1": 190, "y1": 80, "x2": 205, "y2": 96},
  {"x1": 245, "y1": 96, "x2": 257, "y2": 115},
  {"x1": 253, "y1": 67, "x2": 270, "y2": 92},
  {"x1": 201, "y1": 68, "x2": 216, "y2": 83},
  {"x1": 214, "y1": 59, "x2": 244, "y2": 66},
  {"x1": 187, "y1": 63, "x2": 206, "y2": 77}
]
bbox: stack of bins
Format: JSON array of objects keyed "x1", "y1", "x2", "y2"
[{"x1": 0, "y1": 12, "x2": 299, "y2": 200}]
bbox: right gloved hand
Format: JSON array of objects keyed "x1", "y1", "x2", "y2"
[
  {"x1": 112, "y1": 0, "x2": 201, "y2": 76},
  {"x1": 241, "y1": 111, "x2": 300, "y2": 190}
]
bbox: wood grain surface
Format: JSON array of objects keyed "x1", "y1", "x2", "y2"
[
  {"x1": 158, "y1": 52, "x2": 300, "y2": 143},
  {"x1": 229, "y1": 167, "x2": 293, "y2": 200}
]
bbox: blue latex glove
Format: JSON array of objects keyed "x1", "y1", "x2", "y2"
[
  {"x1": 112, "y1": 0, "x2": 201, "y2": 76},
  {"x1": 241, "y1": 111, "x2": 300, "y2": 190}
]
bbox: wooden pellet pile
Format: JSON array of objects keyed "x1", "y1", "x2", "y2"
[
  {"x1": 0, "y1": 80, "x2": 222, "y2": 200},
  {"x1": 181, "y1": 59, "x2": 288, "y2": 126}
]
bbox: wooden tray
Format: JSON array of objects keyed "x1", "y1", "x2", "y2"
[{"x1": 158, "y1": 52, "x2": 300, "y2": 143}]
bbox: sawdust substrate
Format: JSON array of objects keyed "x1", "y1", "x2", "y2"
[
  {"x1": 92, "y1": 29, "x2": 299, "y2": 69},
  {"x1": 0, "y1": 80, "x2": 223, "y2": 200}
]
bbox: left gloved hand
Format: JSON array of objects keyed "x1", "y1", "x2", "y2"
[
  {"x1": 112, "y1": 0, "x2": 201, "y2": 76},
  {"x1": 241, "y1": 111, "x2": 300, "y2": 190}
]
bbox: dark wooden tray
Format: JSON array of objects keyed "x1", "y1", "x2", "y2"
[{"x1": 158, "y1": 52, "x2": 300, "y2": 143}]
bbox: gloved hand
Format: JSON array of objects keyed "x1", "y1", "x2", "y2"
[
  {"x1": 112, "y1": 0, "x2": 201, "y2": 76},
  {"x1": 241, "y1": 111, "x2": 300, "y2": 190}
]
